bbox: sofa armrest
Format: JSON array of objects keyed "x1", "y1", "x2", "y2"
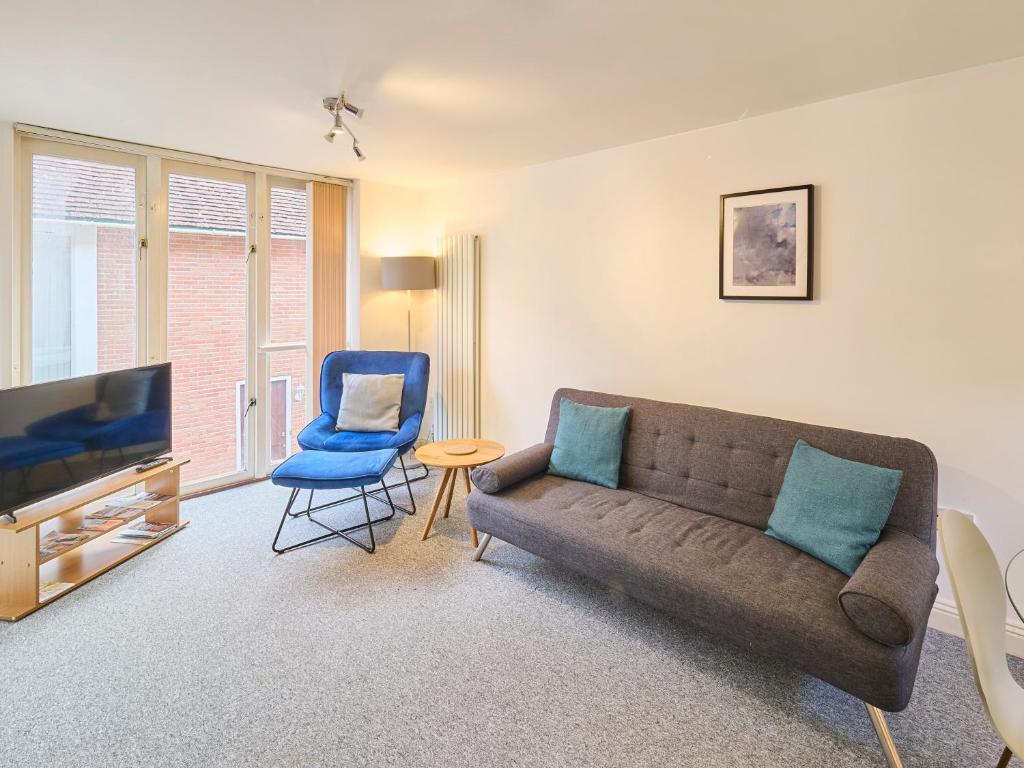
[
  {"x1": 470, "y1": 443, "x2": 553, "y2": 494},
  {"x1": 839, "y1": 529, "x2": 939, "y2": 646}
]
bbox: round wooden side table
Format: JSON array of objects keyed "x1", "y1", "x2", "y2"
[{"x1": 416, "y1": 438, "x2": 505, "y2": 546}]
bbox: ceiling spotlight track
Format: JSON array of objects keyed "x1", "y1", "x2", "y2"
[{"x1": 323, "y1": 92, "x2": 366, "y2": 161}]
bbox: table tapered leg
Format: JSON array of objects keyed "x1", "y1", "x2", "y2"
[
  {"x1": 442, "y1": 468, "x2": 457, "y2": 518},
  {"x1": 421, "y1": 468, "x2": 452, "y2": 540}
]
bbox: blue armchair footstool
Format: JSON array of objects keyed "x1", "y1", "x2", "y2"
[{"x1": 270, "y1": 448, "x2": 401, "y2": 554}]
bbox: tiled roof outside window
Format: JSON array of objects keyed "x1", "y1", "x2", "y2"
[{"x1": 31, "y1": 155, "x2": 307, "y2": 237}]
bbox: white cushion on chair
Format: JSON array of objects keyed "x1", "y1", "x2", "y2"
[{"x1": 335, "y1": 373, "x2": 405, "y2": 432}]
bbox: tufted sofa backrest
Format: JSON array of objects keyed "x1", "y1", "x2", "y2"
[{"x1": 544, "y1": 389, "x2": 938, "y2": 547}]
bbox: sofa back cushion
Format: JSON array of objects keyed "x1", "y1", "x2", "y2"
[
  {"x1": 765, "y1": 439, "x2": 904, "y2": 575},
  {"x1": 544, "y1": 389, "x2": 938, "y2": 547},
  {"x1": 548, "y1": 398, "x2": 631, "y2": 488}
]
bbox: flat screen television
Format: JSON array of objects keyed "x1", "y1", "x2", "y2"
[{"x1": 0, "y1": 363, "x2": 171, "y2": 521}]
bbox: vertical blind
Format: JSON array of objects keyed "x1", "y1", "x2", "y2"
[{"x1": 310, "y1": 182, "x2": 347, "y2": 369}]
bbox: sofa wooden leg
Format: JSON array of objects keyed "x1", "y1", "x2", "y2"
[
  {"x1": 472, "y1": 533, "x2": 492, "y2": 561},
  {"x1": 996, "y1": 746, "x2": 1012, "y2": 768},
  {"x1": 865, "y1": 703, "x2": 904, "y2": 768}
]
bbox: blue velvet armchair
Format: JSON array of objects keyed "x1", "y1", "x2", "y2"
[
  {"x1": 296, "y1": 350, "x2": 431, "y2": 511},
  {"x1": 298, "y1": 351, "x2": 429, "y2": 455}
]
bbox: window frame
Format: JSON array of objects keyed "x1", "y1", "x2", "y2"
[
  {"x1": 258, "y1": 175, "x2": 314, "y2": 475},
  {"x1": 9, "y1": 125, "x2": 353, "y2": 495},
  {"x1": 19, "y1": 138, "x2": 148, "y2": 382}
]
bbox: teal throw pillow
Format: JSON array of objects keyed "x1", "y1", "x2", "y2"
[
  {"x1": 548, "y1": 398, "x2": 631, "y2": 489},
  {"x1": 765, "y1": 439, "x2": 903, "y2": 576}
]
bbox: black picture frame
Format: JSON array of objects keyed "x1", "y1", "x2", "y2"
[{"x1": 719, "y1": 184, "x2": 814, "y2": 301}]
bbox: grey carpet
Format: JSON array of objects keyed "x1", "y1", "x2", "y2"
[{"x1": 0, "y1": 469, "x2": 1019, "y2": 768}]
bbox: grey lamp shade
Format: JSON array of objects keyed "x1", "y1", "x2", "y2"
[{"x1": 381, "y1": 256, "x2": 436, "y2": 290}]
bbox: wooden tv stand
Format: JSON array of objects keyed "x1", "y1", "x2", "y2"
[{"x1": 0, "y1": 458, "x2": 189, "y2": 621}]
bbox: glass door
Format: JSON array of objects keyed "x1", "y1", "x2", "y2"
[
  {"x1": 164, "y1": 162, "x2": 255, "y2": 489},
  {"x1": 23, "y1": 140, "x2": 145, "y2": 382},
  {"x1": 256, "y1": 179, "x2": 312, "y2": 474}
]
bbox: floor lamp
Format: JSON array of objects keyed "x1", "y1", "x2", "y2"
[{"x1": 380, "y1": 256, "x2": 437, "y2": 351}]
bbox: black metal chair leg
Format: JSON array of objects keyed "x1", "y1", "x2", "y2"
[
  {"x1": 272, "y1": 489, "x2": 302, "y2": 553},
  {"x1": 360, "y1": 486, "x2": 376, "y2": 553},
  {"x1": 322, "y1": 456, "x2": 427, "y2": 515},
  {"x1": 398, "y1": 454, "x2": 417, "y2": 514},
  {"x1": 274, "y1": 492, "x2": 370, "y2": 554},
  {"x1": 363, "y1": 456, "x2": 421, "y2": 516},
  {"x1": 274, "y1": 482, "x2": 398, "y2": 555},
  {"x1": 379, "y1": 477, "x2": 397, "y2": 513},
  {"x1": 304, "y1": 485, "x2": 379, "y2": 554},
  {"x1": 321, "y1": 463, "x2": 417, "y2": 516}
]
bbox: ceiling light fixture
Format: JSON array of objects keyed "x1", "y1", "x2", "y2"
[
  {"x1": 324, "y1": 112, "x2": 345, "y2": 143},
  {"x1": 323, "y1": 93, "x2": 366, "y2": 161}
]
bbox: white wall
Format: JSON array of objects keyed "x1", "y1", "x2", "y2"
[
  {"x1": 420, "y1": 58, "x2": 1024, "y2": 639},
  {"x1": 357, "y1": 179, "x2": 434, "y2": 353},
  {"x1": 356, "y1": 179, "x2": 437, "y2": 440}
]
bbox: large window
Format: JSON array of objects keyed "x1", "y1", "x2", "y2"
[
  {"x1": 27, "y1": 148, "x2": 142, "y2": 382},
  {"x1": 166, "y1": 167, "x2": 252, "y2": 486},
  {"x1": 269, "y1": 185, "x2": 309, "y2": 344},
  {"x1": 14, "y1": 130, "x2": 343, "y2": 494}
]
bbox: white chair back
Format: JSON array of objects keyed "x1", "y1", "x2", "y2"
[{"x1": 938, "y1": 509, "x2": 1023, "y2": 756}]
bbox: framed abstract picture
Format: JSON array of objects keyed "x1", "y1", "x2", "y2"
[{"x1": 719, "y1": 184, "x2": 814, "y2": 300}]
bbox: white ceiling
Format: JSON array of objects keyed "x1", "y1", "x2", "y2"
[{"x1": 3, "y1": 0, "x2": 1023, "y2": 187}]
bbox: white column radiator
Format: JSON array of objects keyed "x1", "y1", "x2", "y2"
[{"x1": 433, "y1": 234, "x2": 480, "y2": 441}]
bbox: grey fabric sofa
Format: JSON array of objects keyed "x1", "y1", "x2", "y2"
[{"x1": 468, "y1": 388, "x2": 939, "y2": 767}]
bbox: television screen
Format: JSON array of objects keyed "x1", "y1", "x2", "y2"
[{"x1": 0, "y1": 363, "x2": 171, "y2": 520}]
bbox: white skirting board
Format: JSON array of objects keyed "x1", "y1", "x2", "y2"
[{"x1": 929, "y1": 597, "x2": 1024, "y2": 659}]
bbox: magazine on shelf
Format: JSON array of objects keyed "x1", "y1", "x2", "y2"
[
  {"x1": 86, "y1": 492, "x2": 173, "y2": 520},
  {"x1": 76, "y1": 518, "x2": 122, "y2": 534},
  {"x1": 87, "y1": 504, "x2": 142, "y2": 520},
  {"x1": 111, "y1": 520, "x2": 177, "y2": 544},
  {"x1": 111, "y1": 491, "x2": 173, "y2": 509},
  {"x1": 38, "y1": 580, "x2": 75, "y2": 601},
  {"x1": 39, "y1": 531, "x2": 93, "y2": 559}
]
